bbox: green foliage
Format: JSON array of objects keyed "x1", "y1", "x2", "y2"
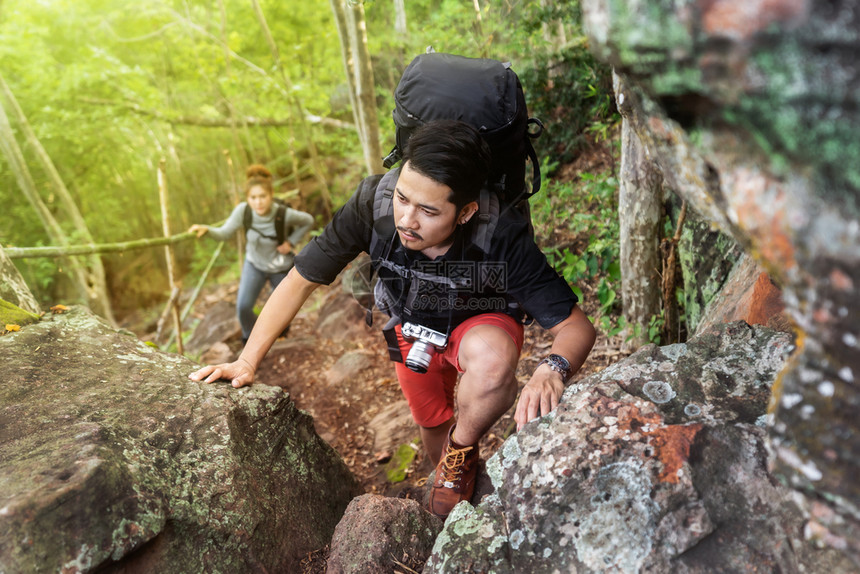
[
  {"x1": 534, "y1": 169, "x2": 626, "y2": 334},
  {"x1": 1, "y1": 0, "x2": 624, "y2": 322},
  {"x1": 629, "y1": 313, "x2": 664, "y2": 345}
]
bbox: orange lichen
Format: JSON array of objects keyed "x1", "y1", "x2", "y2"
[
  {"x1": 701, "y1": 0, "x2": 808, "y2": 41},
  {"x1": 829, "y1": 269, "x2": 853, "y2": 291},
  {"x1": 613, "y1": 399, "x2": 704, "y2": 484},
  {"x1": 646, "y1": 423, "x2": 704, "y2": 483}
]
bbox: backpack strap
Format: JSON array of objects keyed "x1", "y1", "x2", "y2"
[
  {"x1": 470, "y1": 188, "x2": 499, "y2": 255},
  {"x1": 363, "y1": 168, "x2": 401, "y2": 327},
  {"x1": 275, "y1": 204, "x2": 287, "y2": 245},
  {"x1": 243, "y1": 203, "x2": 252, "y2": 233},
  {"x1": 243, "y1": 202, "x2": 289, "y2": 243},
  {"x1": 369, "y1": 168, "x2": 400, "y2": 261}
]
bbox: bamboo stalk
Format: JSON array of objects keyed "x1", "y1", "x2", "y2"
[
  {"x1": 158, "y1": 159, "x2": 184, "y2": 355},
  {"x1": 156, "y1": 285, "x2": 181, "y2": 342},
  {"x1": 224, "y1": 149, "x2": 245, "y2": 270},
  {"x1": 3, "y1": 231, "x2": 200, "y2": 259},
  {"x1": 165, "y1": 241, "x2": 224, "y2": 348}
]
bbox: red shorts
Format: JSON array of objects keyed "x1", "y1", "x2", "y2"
[{"x1": 393, "y1": 313, "x2": 524, "y2": 428}]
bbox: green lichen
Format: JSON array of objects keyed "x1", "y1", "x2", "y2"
[
  {"x1": 0, "y1": 298, "x2": 40, "y2": 327},
  {"x1": 385, "y1": 441, "x2": 418, "y2": 483}
]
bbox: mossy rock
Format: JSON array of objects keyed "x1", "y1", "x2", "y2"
[{"x1": 0, "y1": 298, "x2": 40, "y2": 328}]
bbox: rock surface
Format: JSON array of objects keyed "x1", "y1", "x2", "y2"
[
  {"x1": 183, "y1": 299, "x2": 241, "y2": 356},
  {"x1": 425, "y1": 322, "x2": 852, "y2": 573},
  {"x1": 585, "y1": 0, "x2": 860, "y2": 562},
  {"x1": 326, "y1": 494, "x2": 442, "y2": 574},
  {"x1": 0, "y1": 306, "x2": 362, "y2": 573}
]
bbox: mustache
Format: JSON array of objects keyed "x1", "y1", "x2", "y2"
[{"x1": 396, "y1": 227, "x2": 423, "y2": 241}]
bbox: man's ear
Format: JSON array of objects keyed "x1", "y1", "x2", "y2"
[{"x1": 457, "y1": 201, "x2": 479, "y2": 225}]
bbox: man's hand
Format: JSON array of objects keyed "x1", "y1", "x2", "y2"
[
  {"x1": 189, "y1": 357, "x2": 255, "y2": 388},
  {"x1": 514, "y1": 363, "x2": 565, "y2": 430},
  {"x1": 276, "y1": 241, "x2": 293, "y2": 255}
]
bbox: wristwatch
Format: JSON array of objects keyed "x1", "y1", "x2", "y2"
[{"x1": 539, "y1": 353, "x2": 571, "y2": 382}]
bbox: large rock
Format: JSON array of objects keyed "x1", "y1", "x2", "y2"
[
  {"x1": 0, "y1": 306, "x2": 362, "y2": 573},
  {"x1": 183, "y1": 299, "x2": 241, "y2": 355},
  {"x1": 327, "y1": 494, "x2": 442, "y2": 574},
  {"x1": 584, "y1": 0, "x2": 860, "y2": 561},
  {"x1": 425, "y1": 322, "x2": 853, "y2": 573}
]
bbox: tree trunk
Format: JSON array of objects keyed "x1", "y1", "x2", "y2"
[
  {"x1": 660, "y1": 201, "x2": 687, "y2": 344},
  {"x1": 249, "y1": 0, "x2": 332, "y2": 217},
  {"x1": 219, "y1": 0, "x2": 251, "y2": 168},
  {"x1": 345, "y1": 0, "x2": 383, "y2": 174},
  {"x1": 0, "y1": 92, "x2": 103, "y2": 320},
  {"x1": 614, "y1": 72, "x2": 663, "y2": 350},
  {"x1": 157, "y1": 159, "x2": 183, "y2": 355},
  {"x1": 331, "y1": 0, "x2": 364, "y2": 151},
  {"x1": 393, "y1": 0, "x2": 407, "y2": 37},
  {"x1": 472, "y1": 0, "x2": 487, "y2": 56},
  {"x1": 0, "y1": 73, "x2": 115, "y2": 325}
]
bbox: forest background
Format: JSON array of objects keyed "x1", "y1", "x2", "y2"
[{"x1": 0, "y1": 0, "x2": 624, "y2": 342}]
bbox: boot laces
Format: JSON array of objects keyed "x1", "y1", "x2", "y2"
[{"x1": 441, "y1": 444, "x2": 473, "y2": 483}]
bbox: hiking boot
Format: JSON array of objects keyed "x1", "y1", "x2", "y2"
[{"x1": 428, "y1": 426, "x2": 479, "y2": 519}]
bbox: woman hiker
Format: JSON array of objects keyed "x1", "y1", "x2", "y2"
[{"x1": 189, "y1": 164, "x2": 314, "y2": 344}]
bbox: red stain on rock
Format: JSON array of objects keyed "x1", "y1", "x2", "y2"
[
  {"x1": 647, "y1": 423, "x2": 704, "y2": 483},
  {"x1": 829, "y1": 269, "x2": 854, "y2": 291},
  {"x1": 697, "y1": 257, "x2": 790, "y2": 334},
  {"x1": 730, "y1": 170, "x2": 798, "y2": 273},
  {"x1": 612, "y1": 399, "x2": 704, "y2": 484},
  {"x1": 746, "y1": 272, "x2": 785, "y2": 326},
  {"x1": 699, "y1": 0, "x2": 808, "y2": 41}
]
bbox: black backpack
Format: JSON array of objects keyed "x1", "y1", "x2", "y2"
[
  {"x1": 382, "y1": 52, "x2": 543, "y2": 207},
  {"x1": 243, "y1": 200, "x2": 288, "y2": 244}
]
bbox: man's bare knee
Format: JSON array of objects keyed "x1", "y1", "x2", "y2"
[{"x1": 458, "y1": 325, "x2": 519, "y2": 386}]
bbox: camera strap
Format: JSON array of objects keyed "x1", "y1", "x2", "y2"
[{"x1": 382, "y1": 318, "x2": 404, "y2": 363}]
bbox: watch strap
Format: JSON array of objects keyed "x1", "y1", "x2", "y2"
[{"x1": 539, "y1": 353, "x2": 571, "y2": 382}]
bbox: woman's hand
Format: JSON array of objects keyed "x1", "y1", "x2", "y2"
[
  {"x1": 276, "y1": 241, "x2": 293, "y2": 255},
  {"x1": 189, "y1": 357, "x2": 255, "y2": 388},
  {"x1": 188, "y1": 224, "x2": 208, "y2": 238}
]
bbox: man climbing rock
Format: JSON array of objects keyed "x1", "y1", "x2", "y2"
[{"x1": 190, "y1": 120, "x2": 595, "y2": 519}]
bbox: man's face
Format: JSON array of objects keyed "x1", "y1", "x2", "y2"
[{"x1": 393, "y1": 162, "x2": 477, "y2": 258}]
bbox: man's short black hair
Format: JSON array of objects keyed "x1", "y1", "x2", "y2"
[{"x1": 402, "y1": 119, "x2": 492, "y2": 209}]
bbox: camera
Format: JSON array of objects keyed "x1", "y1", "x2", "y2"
[{"x1": 401, "y1": 322, "x2": 448, "y2": 373}]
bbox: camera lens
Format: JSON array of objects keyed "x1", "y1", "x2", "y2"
[{"x1": 405, "y1": 340, "x2": 434, "y2": 373}]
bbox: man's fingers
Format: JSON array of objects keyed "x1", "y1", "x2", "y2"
[
  {"x1": 189, "y1": 365, "x2": 215, "y2": 382},
  {"x1": 204, "y1": 367, "x2": 224, "y2": 383},
  {"x1": 526, "y1": 395, "x2": 540, "y2": 425},
  {"x1": 232, "y1": 374, "x2": 253, "y2": 388},
  {"x1": 540, "y1": 394, "x2": 552, "y2": 418}
]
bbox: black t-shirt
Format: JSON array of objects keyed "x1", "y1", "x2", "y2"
[{"x1": 295, "y1": 174, "x2": 579, "y2": 332}]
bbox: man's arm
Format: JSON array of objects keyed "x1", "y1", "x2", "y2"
[
  {"x1": 514, "y1": 305, "x2": 596, "y2": 430},
  {"x1": 188, "y1": 267, "x2": 320, "y2": 387}
]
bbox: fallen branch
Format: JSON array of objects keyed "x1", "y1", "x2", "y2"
[
  {"x1": 79, "y1": 97, "x2": 355, "y2": 130},
  {"x1": 3, "y1": 231, "x2": 198, "y2": 259}
]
